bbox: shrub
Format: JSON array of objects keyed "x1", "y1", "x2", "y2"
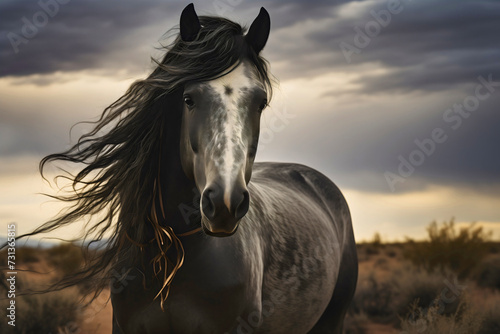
[
  {"x1": 46, "y1": 243, "x2": 84, "y2": 277},
  {"x1": 0, "y1": 247, "x2": 39, "y2": 275},
  {"x1": 356, "y1": 244, "x2": 378, "y2": 261},
  {"x1": 374, "y1": 257, "x2": 388, "y2": 269},
  {"x1": 0, "y1": 287, "x2": 82, "y2": 334},
  {"x1": 485, "y1": 241, "x2": 500, "y2": 254},
  {"x1": 16, "y1": 247, "x2": 40, "y2": 263},
  {"x1": 386, "y1": 249, "x2": 398, "y2": 258},
  {"x1": 392, "y1": 267, "x2": 442, "y2": 315},
  {"x1": 343, "y1": 311, "x2": 368, "y2": 334},
  {"x1": 400, "y1": 300, "x2": 482, "y2": 334},
  {"x1": 403, "y1": 219, "x2": 492, "y2": 277},
  {"x1": 472, "y1": 256, "x2": 500, "y2": 291},
  {"x1": 392, "y1": 266, "x2": 464, "y2": 320},
  {"x1": 351, "y1": 272, "x2": 396, "y2": 321},
  {"x1": 352, "y1": 264, "x2": 466, "y2": 325},
  {"x1": 371, "y1": 232, "x2": 383, "y2": 248},
  {"x1": 478, "y1": 299, "x2": 500, "y2": 334},
  {"x1": 364, "y1": 245, "x2": 380, "y2": 256}
]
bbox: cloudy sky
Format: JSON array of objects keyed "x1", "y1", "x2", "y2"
[{"x1": 1, "y1": 0, "x2": 499, "y2": 242}]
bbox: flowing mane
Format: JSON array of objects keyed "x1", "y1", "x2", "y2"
[{"x1": 12, "y1": 15, "x2": 273, "y2": 303}]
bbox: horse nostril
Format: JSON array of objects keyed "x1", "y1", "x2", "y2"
[
  {"x1": 202, "y1": 186, "x2": 249, "y2": 221},
  {"x1": 201, "y1": 188, "x2": 216, "y2": 219},
  {"x1": 233, "y1": 190, "x2": 250, "y2": 220}
]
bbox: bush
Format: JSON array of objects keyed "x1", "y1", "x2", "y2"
[
  {"x1": 403, "y1": 219, "x2": 492, "y2": 277},
  {"x1": 352, "y1": 264, "x2": 466, "y2": 325},
  {"x1": 16, "y1": 247, "x2": 40, "y2": 263},
  {"x1": 371, "y1": 232, "x2": 383, "y2": 248},
  {"x1": 485, "y1": 241, "x2": 500, "y2": 254},
  {"x1": 478, "y1": 299, "x2": 500, "y2": 334},
  {"x1": 386, "y1": 249, "x2": 398, "y2": 258},
  {"x1": 472, "y1": 256, "x2": 500, "y2": 291},
  {"x1": 47, "y1": 243, "x2": 84, "y2": 277},
  {"x1": 351, "y1": 272, "x2": 396, "y2": 321},
  {"x1": 394, "y1": 267, "x2": 465, "y2": 320},
  {"x1": 374, "y1": 257, "x2": 388, "y2": 269},
  {"x1": 356, "y1": 244, "x2": 378, "y2": 261},
  {"x1": 400, "y1": 300, "x2": 482, "y2": 334},
  {"x1": 364, "y1": 245, "x2": 380, "y2": 256},
  {"x1": 343, "y1": 311, "x2": 368, "y2": 334},
  {"x1": 392, "y1": 267, "x2": 443, "y2": 315},
  {"x1": 0, "y1": 287, "x2": 82, "y2": 334}
]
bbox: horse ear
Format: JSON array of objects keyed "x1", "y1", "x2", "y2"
[
  {"x1": 180, "y1": 3, "x2": 201, "y2": 42},
  {"x1": 245, "y1": 7, "x2": 271, "y2": 54}
]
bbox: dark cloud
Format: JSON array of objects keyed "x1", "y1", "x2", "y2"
[
  {"x1": 1, "y1": 0, "x2": 499, "y2": 197},
  {"x1": 256, "y1": 0, "x2": 349, "y2": 28},
  {"x1": 2, "y1": 0, "x2": 500, "y2": 93},
  {"x1": 0, "y1": 0, "x2": 344, "y2": 78},
  {"x1": 0, "y1": 0, "x2": 185, "y2": 77},
  {"x1": 257, "y1": 81, "x2": 500, "y2": 195},
  {"x1": 308, "y1": 0, "x2": 500, "y2": 92}
]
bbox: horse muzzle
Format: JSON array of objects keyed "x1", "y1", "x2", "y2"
[{"x1": 200, "y1": 182, "x2": 249, "y2": 236}]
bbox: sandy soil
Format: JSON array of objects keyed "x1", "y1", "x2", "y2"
[{"x1": 79, "y1": 289, "x2": 113, "y2": 334}]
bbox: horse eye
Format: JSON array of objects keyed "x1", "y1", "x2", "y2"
[
  {"x1": 258, "y1": 99, "x2": 268, "y2": 112},
  {"x1": 184, "y1": 95, "x2": 195, "y2": 108}
]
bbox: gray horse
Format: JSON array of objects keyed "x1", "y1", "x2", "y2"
[{"x1": 31, "y1": 3, "x2": 358, "y2": 333}]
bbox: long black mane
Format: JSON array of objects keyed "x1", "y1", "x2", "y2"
[{"x1": 7, "y1": 15, "x2": 273, "y2": 302}]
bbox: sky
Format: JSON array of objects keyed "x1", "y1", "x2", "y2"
[{"x1": 1, "y1": 0, "x2": 499, "y2": 242}]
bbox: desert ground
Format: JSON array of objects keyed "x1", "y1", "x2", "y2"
[{"x1": 1, "y1": 220, "x2": 500, "y2": 333}]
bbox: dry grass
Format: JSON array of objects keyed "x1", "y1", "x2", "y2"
[
  {"x1": 347, "y1": 220, "x2": 500, "y2": 334},
  {"x1": 0, "y1": 242, "x2": 89, "y2": 334},
  {"x1": 2, "y1": 223, "x2": 500, "y2": 334},
  {"x1": 477, "y1": 298, "x2": 500, "y2": 333},
  {"x1": 400, "y1": 300, "x2": 482, "y2": 334},
  {"x1": 0, "y1": 276, "x2": 82, "y2": 334},
  {"x1": 350, "y1": 264, "x2": 463, "y2": 325}
]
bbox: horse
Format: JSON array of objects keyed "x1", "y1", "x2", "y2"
[{"x1": 29, "y1": 4, "x2": 357, "y2": 333}]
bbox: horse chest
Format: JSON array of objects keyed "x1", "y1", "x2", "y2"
[
  {"x1": 112, "y1": 238, "x2": 261, "y2": 334},
  {"x1": 113, "y1": 207, "x2": 341, "y2": 334}
]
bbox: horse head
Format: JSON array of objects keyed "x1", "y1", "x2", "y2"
[{"x1": 178, "y1": 4, "x2": 271, "y2": 236}]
